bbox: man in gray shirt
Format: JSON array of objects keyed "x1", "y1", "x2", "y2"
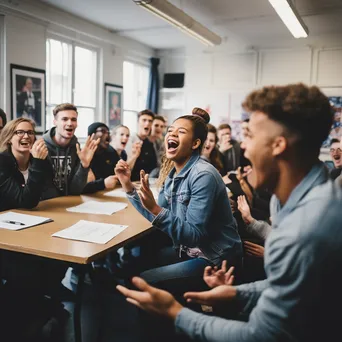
[{"x1": 117, "y1": 83, "x2": 342, "y2": 342}]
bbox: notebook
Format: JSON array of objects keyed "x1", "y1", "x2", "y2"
[{"x1": 0, "y1": 211, "x2": 53, "y2": 231}]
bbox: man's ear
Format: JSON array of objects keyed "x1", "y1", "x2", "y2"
[
  {"x1": 272, "y1": 136, "x2": 287, "y2": 157},
  {"x1": 192, "y1": 138, "x2": 201, "y2": 150}
]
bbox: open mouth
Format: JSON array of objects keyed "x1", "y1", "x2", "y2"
[
  {"x1": 121, "y1": 141, "x2": 127, "y2": 147},
  {"x1": 167, "y1": 139, "x2": 179, "y2": 152},
  {"x1": 65, "y1": 128, "x2": 73, "y2": 133},
  {"x1": 20, "y1": 141, "x2": 30, "y2": 147},
  {"x1": 333, "y1": 155, "x2": 341, "y2": 161},
  {"x1": 144, "y1": 127, "x2": 149, "y2": 133}
]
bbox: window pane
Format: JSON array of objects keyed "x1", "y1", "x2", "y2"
[
  {"x1": 74, "y1": 46, "x2": 97, "y2": 107},
  {"x1": 123, "y1": 61, "x2": 137, "y2": 110},
  {"x1": 45, "y1": 106, "x2": 54, "y2": 131},
  {"x1": 137, "y1": 65, "x2": 149, "y2": 110},
  {"x1": 123, "y1": 110, "x2": 138, "y2": 133},
  {"x1": 75, "y1": 107, "x2": 95, "y2": 138}
]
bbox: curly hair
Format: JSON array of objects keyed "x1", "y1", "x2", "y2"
[
  {"x1": 156, "y1": 155, "x2": 174, "y2": 189},
  {"x1": 242, "y1": 83, "x2": 333, "y2": 157}
]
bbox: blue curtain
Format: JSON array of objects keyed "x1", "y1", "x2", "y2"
[{"x1": 146, "y1": 57, "x2": 160, "y2": 113}]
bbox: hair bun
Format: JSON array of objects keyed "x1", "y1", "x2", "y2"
[{"x1": 192, "y1": 107, "x2": 210, "y2": 124}]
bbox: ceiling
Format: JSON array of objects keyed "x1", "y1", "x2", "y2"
[{"x1": 39, "y1": 0, "x2": 342, "y2": 50}]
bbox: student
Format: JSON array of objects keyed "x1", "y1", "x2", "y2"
[
  {"x1": 329, "y1": 138, "x2": 342, "y2": 180},
  {"x1": 0, "y1": 108, "x2": 7, "y2": 134},
  {"x1": 128, "y1": 109, "x2": 157, "y2": 181},
  {"x1": 115, "y1": 107, "x2": 242, "y2": 294},
  {"x1": 0, "y1": 118, "x2": 49, "y2": 211},
  {"x1": 117, "y1": 83, "x2": 342, "y2": 342},
  {"x1": 217, "y1": 123, "x2": 241, "y2": 172},
  {"x1": 201, "y1": 123, "x2": 224, "y2": 174},
  {"x1": 149, "y1": 115, "x2": 166, "y2": 168},
  {"x1": 42, "y1": 103, "x2": 99, "y2": 199},
  {"x1": 83, "y1": 122, "x2": 125, "y2": 193}
]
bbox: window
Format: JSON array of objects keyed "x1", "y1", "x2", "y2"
[
  {"x1": 123, "y1": 61, "x2": 149, "y2": 133},
  {"x1": 46, "y1": 38, "x2": 97, "y2": 137}
]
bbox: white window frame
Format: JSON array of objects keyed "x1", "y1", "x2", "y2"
[{"x1": 46, "y1": 34, "x2": 100, "y2": 139}]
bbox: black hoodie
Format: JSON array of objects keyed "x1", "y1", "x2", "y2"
[{"x1": 42, "y1": 127, "x2": 89, "y2": 199}]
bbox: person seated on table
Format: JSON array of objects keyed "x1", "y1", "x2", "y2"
[
  {"x1": 82, "y1": 123, "x2": 129, "y2": 193},
  {"x1": 0, "y1": 117, "x2": 49, "y2": 211},
  {"x1": 114, "y1": 107, "x2": 242, "y2": 296},
  {"x1": 42, "y1": 103, "x2": 99, "y2": 199}
]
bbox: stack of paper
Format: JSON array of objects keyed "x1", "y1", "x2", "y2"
[
  {"x1": 105, "y1": 187, "x2": 159, "y2": 200},
  {"x1": 66, "y1": 201, "x2": 127, "y2": 215},
  {"x1": 52, "y1": 220, "x2": 128, "y2": 244},
  {"x1": 0, "y1": 212, "x2": 52, "y2": 231}
]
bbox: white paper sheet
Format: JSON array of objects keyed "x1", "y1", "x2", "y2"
[
  {"x1": 0, "y1": 212, "x2": 52, "y2": 231},
  {"x1": 52, "y1": 220, "x2": 128, "y2": 244},
  {"x1": 104, "y1": 187, "x2": 159, "y2": 200},
  {"x1": 66, "y1": 201, "x2": 127, "y2": 215}
]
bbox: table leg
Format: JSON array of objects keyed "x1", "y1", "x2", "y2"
[{"x1": 74, "y1": 266, "x2": 85, "y2": 342}]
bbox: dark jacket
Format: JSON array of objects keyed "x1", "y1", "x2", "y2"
[
  {"x1": 42, "y1": 127, "x2": 89, "y2": 199},
  {"x1": 0, "y1": 151, "x2": 49, "y2": 211},
  {"x1": 220, "y1": 139, "x2": 241, "y2": 173},
  {"x1": 83, "y1": 146, "x2": 127, "y2": 193}
]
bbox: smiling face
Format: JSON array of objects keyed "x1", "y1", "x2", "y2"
[
  {"x1": 202, "y1": 132, "x2": 216, "y2": 156},
  {"x1": 112, "y1": 126, "x2": 130, "y2": 151},
  {"x1": 10, "y1": 121, "x2": 35, "y2": 155},
  {"x1": 244, "y1": 111, "x2": 284, "y2": 191},
  {"x1": 165, "y1": 118, "x2": 200, "y2": 165},
  {"x1": 330, "y1": 141, "x2": 342, "y2": 168},
  {"x1": 138, "y1": 114, "x2": 153, "y2": 139},
  {"x1": 94, "y1": 126, "x2": 110, "y2": 150},
  {"x1": 53, "y1": 110, "x2": 78, "y2": 140}
]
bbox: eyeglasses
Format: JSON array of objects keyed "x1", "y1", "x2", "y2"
[
  {"x1": 330, "y1": 148, "x2": 342, "y2": 154},
  {"x1": 96, "y1": 128, "x2": 109, "y2": 134},
  {"x1": 14, "y1": 130, "x2": 35, "y2": 137}
]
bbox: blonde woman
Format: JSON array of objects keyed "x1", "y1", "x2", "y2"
[{"x1": 0, "y1": 118, "x2": 49, "y2": 211}]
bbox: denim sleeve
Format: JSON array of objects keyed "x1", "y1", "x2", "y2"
[
  {"x1": 152, "y1": 172, "x2": 219, "y2": 247},
  {"x1": 126, "y1": 188, "x2": 156, "y2": 222}
]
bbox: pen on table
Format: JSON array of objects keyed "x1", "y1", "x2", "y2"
[{"x1": 2, "y1": 220, "x2": 25, "y2": 226}]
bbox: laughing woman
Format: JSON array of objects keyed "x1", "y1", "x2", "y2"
[
  {"x1": 115, "y1": 108, "x2": 242, "y2": 294},
  {"x1": 0, "y1": 118, "x2": 49, "y2": 211}
]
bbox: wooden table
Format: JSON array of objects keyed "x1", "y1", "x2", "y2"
[{"x1": 0, "y1": 190, "x2": 153, "y2": 342}]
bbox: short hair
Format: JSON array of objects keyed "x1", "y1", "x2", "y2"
[
  {"x1": 111, "y1": 124, "x2": 130, "y2": 136},
  {"x1": 138, "y1": 109, "x2": 155, "y2": 120},
  {"x1": 242, "y1": 83, "x2": 333, "y2": 158},
  {"x1": 218, "y1": 123, "x2": 232, "y2": 131},
  {"x1": 153, "y1": 115, "x2": 166, "y2": 123},
  {"x1": 0, "y1": 108, "x2": 7, "y2": 126},
  {"x1": 330, "y1": 138, "x2": 340, "y2": 146},
  {"x1": 53, "y1": 103, "x2": 78, "y2": 117},
  {"x1": 0, "y1": 118, "x2": 35, "y2": 153}
]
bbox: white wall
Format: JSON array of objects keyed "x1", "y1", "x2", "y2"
[
  {"x1": 158, "y1": 45, "x2": 342, "y2": 128},
  {"x1": 0, "y1": 0, "x2": 154, "y2": 123}
]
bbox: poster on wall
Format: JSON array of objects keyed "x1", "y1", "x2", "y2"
[
  {"x1": 105, "y1": 83, "x2": 123, "y2": 129},
  {"x1": 10, "y1": 64, "x2": 46, "y2": 132}
]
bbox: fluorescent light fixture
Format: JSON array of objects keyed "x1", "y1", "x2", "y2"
[
  {"x1": 268, "y1": 0, "x2": 309, "y2": 38},
  {"x1": 133, "y1": 0, "x2": 222, "y2": 46}
]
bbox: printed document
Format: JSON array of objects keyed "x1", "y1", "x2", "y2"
[
  {"x1": 66, "y1": 201, "x2": 127, "y2": 215},
  {"x1": 0, "y1": 212, "x2": 52, "y2": 231}
]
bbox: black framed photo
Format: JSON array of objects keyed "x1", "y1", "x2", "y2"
[
  {"x1": 105, "y1": 83, "x2": 123, "y2": 129},
  {"x1": 10, "y1": 64, "x2": 46, "y2": 132}
]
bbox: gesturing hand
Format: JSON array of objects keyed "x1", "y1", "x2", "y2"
[
  {"x1": 132, "y1": 141, "x2": 142, "y2": 159},
  {"x1": 219, "y1": 136, "x2": 232, "y2": 153},
  {"x1": 138, "y1": 170, "x2": 162, "y2": 216},
  {"x1": 114, "y1": 159, "x2": 133, "y2": 192},
  {"x1": 184, "y1": 285, "x2": 237, "y2": 306},
  {"x1": 76, "y1": 134, "x2": 100, "y2": 168},
  {"x1": 116, "y1": 277, "x2": 183, "y2": 320},
  {"x1": 244, "y1": 241, "x2": 265, "y2": 258},
  {"x1": 204, "y1": 260, "x2": 235, "y2": 288},
  {"x1": 237, "y1": 195, "x2": 254, "y2": 225},
  {"x1": 30, "y1": 139, "x2": 48, "y2": 160},
  {"x1": 104, "y1": 175, "x2": 118, "y2": 189}
]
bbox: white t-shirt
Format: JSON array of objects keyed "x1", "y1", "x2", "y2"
[{"x1": 20, "y1": 168, "x2": 29, "y2": 184}]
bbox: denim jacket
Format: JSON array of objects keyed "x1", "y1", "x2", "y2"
[{"x1": 127, "y1": 151, "x2": 242, "y2": 265}]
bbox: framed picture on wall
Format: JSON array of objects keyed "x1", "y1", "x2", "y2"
[
  {"x1": 10, "y1": 64, "x2": 46, "y2": 133},
  {"x1": 105, "y1": 83, "x2": 123, "y2": 129}
]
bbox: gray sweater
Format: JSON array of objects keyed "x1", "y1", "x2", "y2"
[{"x1": 175, "y1": 163, "x2": 342, "y2": 342}]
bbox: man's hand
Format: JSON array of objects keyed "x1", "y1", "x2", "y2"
[
  {"x1": 116, "y1": 277, "x2": 183, "y2": 320},
  {"x1": 244, "y1": 241, "x2": 264, "y2": 258},
  {"x1": 104, "y1": 175, "x2": 118, "y2": 189},
  {"x1": 237, "y1": 195, "x2": 254, "y2": 225},
  {"x1": 132, "y1": 141, "x2": 142, "y2": 159},
  {"x1": 30, "y1": 139, "x2": 48, "y2": 160},
  {"x1": 184, "y1": 285, "x2": 237, "y2": 306},
  {"x1": 87, "y1": 169, "x2": 96, "y2": 183},
  {"x1": 204, "y1": 260, "x2": 235, "y2": 288},
  {"x1": 76, "y1": 134, "x2": 100, "y2": 168},
  {"x1": 219, "y1": 136, "x2": 232, "y2": 153},
  {"x1": 114, "y1": 160, "x2": 133, "y2": 192},
  {"x1": 138, "y1": 170, "x2": 162, "y2": 216}
]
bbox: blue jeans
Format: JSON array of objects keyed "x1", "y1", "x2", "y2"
[{"x1": 140, "y1": 246, "x2": 212, "y2": 297}]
